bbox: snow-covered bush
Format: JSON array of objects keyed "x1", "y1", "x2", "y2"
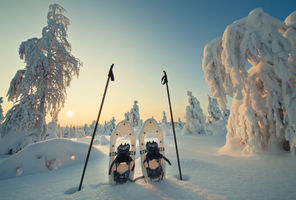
[
  {"x1": 45, "y1": 121, "x2": 60, "y2": 139},
  {"x1": 202, "y1": 8, "x2": 296, "y2": 154},
  {"x1": 206, "y1": 95, "x2": 224, "y2": 124},
  {"x1": 129, "y1": 100, "x2": 141, "y2": 127},
  {"x1": 0, "y1": 4, "x2": 82, "y2": 154},
  {"x1": 100, "y1": 135, "x2": 109, "y2": 145},
  {"x1": 184, "y1": 91, "x2": 206, "y2": 134}
]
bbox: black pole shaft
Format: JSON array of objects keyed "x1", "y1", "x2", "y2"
[
  {"x1": 78, "y1": 64, "x2": 114, "y2": 191},
  {"x1": 164, "y1": 75, "x2": 183, "y2": 181}
]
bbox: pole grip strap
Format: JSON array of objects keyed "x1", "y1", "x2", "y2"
[{"x1": 161, "y1": 70, "x2": 168, "y2": 85}]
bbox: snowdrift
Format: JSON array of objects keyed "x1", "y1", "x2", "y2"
[{"x1": 0, "y1": 138, "x2": 104, "y2": 180}]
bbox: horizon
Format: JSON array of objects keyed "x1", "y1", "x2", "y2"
[{"x1": 1, "y1": 0, "x2": 295, "y2": 126}]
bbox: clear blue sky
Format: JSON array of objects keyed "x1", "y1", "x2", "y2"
[{"x1": 0, "y1": 0, "x2": 295, "y2": 126}]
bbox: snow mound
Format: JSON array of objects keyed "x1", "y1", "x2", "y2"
[
  {"x1": 100, "y1": 135, "x2": 110, "y2": 145},
  {"x1": 0, "y1": 138, "x2": 104, "y2": 180}
]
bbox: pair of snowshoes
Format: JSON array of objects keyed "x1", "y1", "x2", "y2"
[{"x1": 108, "y1": 118, "x2": 171, "y2": 184}]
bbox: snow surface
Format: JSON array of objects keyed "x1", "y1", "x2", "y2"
[
  {"x1": 0, "y1": 123, "x2": 295, "y2": 200},
  {"x1": 0, "y1": 138, "x2": 103, "y2": 180}
]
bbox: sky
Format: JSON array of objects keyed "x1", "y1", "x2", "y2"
[{"x1": 0, "y1": 0, "x2": 295, "y2": 126}]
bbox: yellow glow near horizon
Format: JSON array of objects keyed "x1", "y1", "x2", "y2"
[{"x1": 67, "y1": 111, "x2": 74, "y2": 118}]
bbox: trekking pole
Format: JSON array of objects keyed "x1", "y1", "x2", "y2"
[
  {"x1": 78, "y1": 64, "x2": 115, "y2": 191},
  {"x1": 161, "y1": 70, "x2": 183, "y2": 181}
]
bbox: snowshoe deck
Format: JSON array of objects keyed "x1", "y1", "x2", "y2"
[
  {"x1": 108, "y1": 121, "x2": 136, "y2": 184},
  {"x1": 139, "y1": 118, "x2": 169, "y2": 182}
]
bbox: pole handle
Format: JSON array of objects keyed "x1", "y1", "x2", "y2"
[
  {"x1": 161, "y1": 70, "x2": 168, "y2": 85},
  {"x1": 109, "y1": 64, "x2": 115, "y2": 81}
]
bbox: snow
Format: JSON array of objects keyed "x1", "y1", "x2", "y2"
[
  {"x1": 1, "y1": 3, "x2": 82, "y2": 153},
  {"x1": 202, "y1": 8, "x2": 296, "y2": 155},
  {"x1": 0, "y1": 123, "x2": 295, "y2": 200},
  {"x1": 184, "y1": 91, "x2": 206, "y2": 134},
  {"x1": 0, "y1": 138, "x2": 103, "y2": 180}
]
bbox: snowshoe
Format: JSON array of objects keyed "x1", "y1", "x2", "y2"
[
  {"x1": 139, "y1": 118, "x2": 171, "y2": 182},
  {"x1": 108, "y1": 121, "x2": 136, "y2": 184}
]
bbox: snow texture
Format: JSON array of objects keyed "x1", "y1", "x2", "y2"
[
  {"x1": 0, "y1": 124, "x2": 295, "y2": 200},
  {"x1": 1, "y1": 4, "x2": 82, "y2": 153},
  {"x1": 202, "y1": 8, "x2": 296, "y2": 155},
  {"x1": 100, "y1": 135, "x2": 110, "y2": 145},
  {"x1": 184, "y1": 91, "x2": 206, "y2": 134},
  {"x1": 0, "y1": 138, "x2": 103, "y2": 180}
]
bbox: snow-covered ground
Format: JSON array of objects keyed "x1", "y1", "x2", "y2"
[{"x1": 0, "y1": 123, "x2": 295, "y2": 200}]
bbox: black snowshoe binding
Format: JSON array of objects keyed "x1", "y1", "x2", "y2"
[
  {"x1": 108, "y1": 143, "x2": 135, "y2": 184},
  {"x1": 143, "y1": 141, "x2": 171, "y2": 181}
]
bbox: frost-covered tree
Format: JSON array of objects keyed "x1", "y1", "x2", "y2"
[
  {"x1": 129, "y1": 100, "x2": 141, "y2": 127},
  {"x1": 0, "y1": 97, "x2": 3, "y2": 124},
  {"x1": 202, "y1": 8, "x2": 296, "y2": 154},
  {"x1": 69, "y1": 126, "x2": 76, "y2": 138},
  {"x1": 124, "y1": 112, "x2": 130, "y2": 123},
  {"x1": 103, "y1": 118, "x2": 116, "y2": 135},
  {"x1": 110, "y1": 117, "x2": 116, "y2": 133},
  {"x1": 83, "y1": 124, "x2": 90, "y2": 136},
  {"x1": 63, "y1": 126, "x2": 70, "y2": 138},
  {"x1": 1, "y1": 4, "x2": 81, "y2": 147},
  {"x1": 177, "y1": 118, "x2": 185, "y2": 129},
  {"x1": 162, "y1": 111, "x2": 168, "y2": 126},
  {"x1": 206, "y1": 95, "x2": 224, "y2": 123},
  {"x1": 184, "y1": 91, "x2": 206, "y2": 134}
]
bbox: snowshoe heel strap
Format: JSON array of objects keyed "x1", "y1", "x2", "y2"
[{"x1": 160, "y1": 154, "x2": 172, "y2": 165}]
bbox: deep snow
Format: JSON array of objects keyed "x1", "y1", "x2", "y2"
[{"x1": 0, "y1": 124, "x2": 295, "y2": 200}]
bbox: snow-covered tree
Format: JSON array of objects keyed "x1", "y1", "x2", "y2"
[
  {"x1": 109, "y1": 117, "x2": 116, "y2": 133},
  {"x1": 63, "y1": 126, "x2": 70, "y2": 138},
  {"x1": 202, "y1": 8, "x2": 296, "y2": 154},
  {"x1": 124, "y1": 112, "x2": 130, "y2": 123},
  {"x1": 1, "y1": 4, "x2": 81, "y2": 149},
  {"x1": 129, "y1": 100, "x2": 141, "y2": 127},
  {"x1": 162, "y1": 111, "x2": 168, "y2": 126},
  {"x1": 177, "y1": 118, "x2": 185, "y2": 129},
  {"x1": 206, "y1": 95, "x2": 224, "y2": 123},
  {"x1": 83, "y1": 124, "x2": 90, "y2": 136},
  {"x1": 101, "y1": 118, "x2": 116, "y2": 135},
  {"x1": 184, "y1": 91, "x2": 206, "y2": 134},
  {"x1": 69, "y1": 126, "x2": 76, "y2": 138},
  {"x1": 0, "y1": 97, "x2": 3, "y2": 124}
]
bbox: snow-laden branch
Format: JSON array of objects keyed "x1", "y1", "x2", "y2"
[{"x1": 202, "y1": 8, "x2": 296, "y2": 155}]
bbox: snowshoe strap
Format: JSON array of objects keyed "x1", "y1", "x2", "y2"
[
  {"x1": 131, "y1": 176, "x2": 145, "y2": 182},
  {"x1": 108, "y1": 159, "x2": 116, "y2": 175},
  {"x1": 160, "y1": 154, "x2": 172, "y2": 165}
]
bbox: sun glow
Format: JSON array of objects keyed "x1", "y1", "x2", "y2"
[{"x1": 67, "y1": 111, "x2": 74, "y2": 118}]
